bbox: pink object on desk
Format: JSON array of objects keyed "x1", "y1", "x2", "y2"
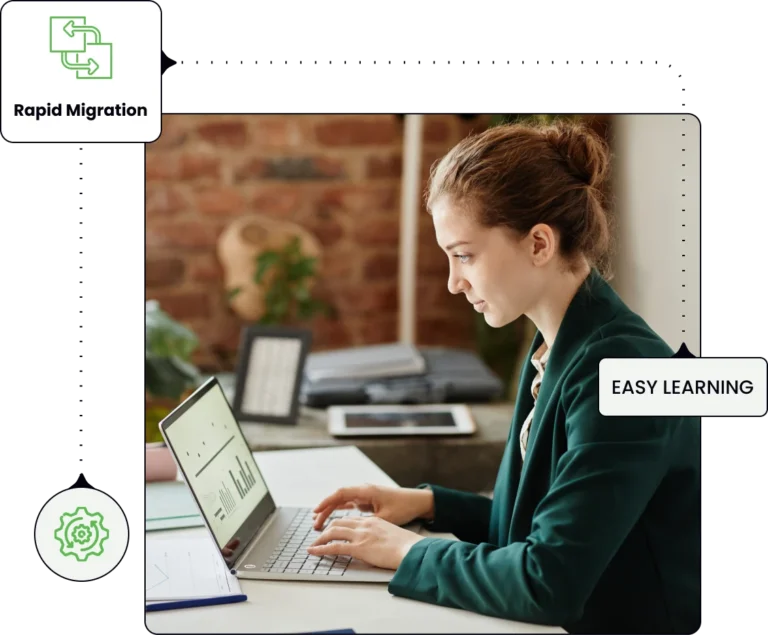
[{"x1": 146, "y1": 444, "x2": 178, "y2": 482}]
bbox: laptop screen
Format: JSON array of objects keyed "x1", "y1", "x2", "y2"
[{"x1": 162, "y1": 379, "x2": 274, "y2": 556}]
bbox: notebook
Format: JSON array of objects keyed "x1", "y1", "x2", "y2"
[
  {"x1": 304, "y1": 343, "x2": 426, "y2": 381},
  {"x1": 146, "y1": 481, "x2": 204, "y2": 531},
  {"x1": 146, "y1": 536, "x2": 242, "y2": 602}
]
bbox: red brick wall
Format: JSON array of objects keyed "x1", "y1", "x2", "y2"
[{"x1": 146, "y1": 114, "x2": 491, "y2": 371}]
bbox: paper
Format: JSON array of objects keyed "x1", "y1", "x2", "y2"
[
  {"x1": 146, "y1": 481, "x2": 203, "y2": 531},
  {"x1": 146, "y1": 536, "x2": 241, "y2": 601},
  {"x1": 252, "y1": 446, "x2": 397, "y2": 507}
]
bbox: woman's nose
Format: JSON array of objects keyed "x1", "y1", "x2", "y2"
[{"x1": 447, "y1": 271, "x2": 466, "y2": 295}]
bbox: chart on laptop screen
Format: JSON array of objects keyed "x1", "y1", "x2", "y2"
[{"x1": 164, "y1": 384, "x2": 269, "y2": 545}]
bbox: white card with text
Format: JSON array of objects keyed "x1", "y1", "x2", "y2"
[{"x1": 1, "y1": 1, "x2": 161, "y2": 142}]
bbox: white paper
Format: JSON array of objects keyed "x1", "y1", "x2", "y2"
[
  {"x1": 252, "y1": 446, "x2": 398, "y2": 507},
  {"x1": 146, "y1": 536, "x2": 241, "y2": 601}
]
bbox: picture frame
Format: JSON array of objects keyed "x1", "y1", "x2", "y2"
[{"x1": 231, "y1": 325, "x2": 313, "y2": 425}]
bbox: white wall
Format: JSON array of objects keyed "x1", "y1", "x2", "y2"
[{"x1": 609, "y1": 114, "x2": 701, "y2": 356}]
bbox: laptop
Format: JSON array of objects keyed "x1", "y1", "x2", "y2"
[{"x1": 158, "y1": 376, "x2": 408, "y2": 582}]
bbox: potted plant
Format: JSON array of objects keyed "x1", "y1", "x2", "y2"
[
  {"x1": 229, "y1": 235, "x2": 335, "y2": 326},
  {"x1": 145, "y1": 300, "x2": 201, "y2": 443}
]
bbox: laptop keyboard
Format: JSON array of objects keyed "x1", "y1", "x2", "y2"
[{"x1": 261, "y1": 508, "x2": 372, "y2": 575}]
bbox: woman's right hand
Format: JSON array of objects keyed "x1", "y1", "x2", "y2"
[{"x1": 312, "y1": 483, "x2": 434, "y2": 531}]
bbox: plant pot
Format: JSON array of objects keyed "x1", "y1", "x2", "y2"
[{"x1": 145, "y1": 443, "x2": 178, "y2": 482}]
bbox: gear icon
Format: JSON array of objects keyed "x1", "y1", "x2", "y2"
[
  {"x1": 54, "y1": 506, "x2": 109, "y2": 562},
  {"x1": 72, "y1": 524, "x2": 92, "y2": 545}
]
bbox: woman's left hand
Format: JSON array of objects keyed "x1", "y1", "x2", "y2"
[{"x1": 306, "y1": 516, "x2": 425, "y2": 570}]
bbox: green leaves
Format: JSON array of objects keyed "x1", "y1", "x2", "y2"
[
  {"x1": 251, "y1": 236, "x2": 333, "y2": 325},
  {"x1": 145, "y1": 300, "x2": 200, "y2": 400},
  {"x1": 255, "y1": 251, "x2": 281, "y2": 283},
  {"x1": 146, "y1": 306, "x2": 197, "y2": 359}
]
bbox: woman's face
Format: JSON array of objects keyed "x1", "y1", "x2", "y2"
[{"x1": 431, "y1": 196, "x2": 547, "y2": 328}]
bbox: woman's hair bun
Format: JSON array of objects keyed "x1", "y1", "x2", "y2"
[
  {"x1": 425, "y1": 116, "x2": 616, "y2": 278},
  {"x1": 544, "y1": 120, "x2": 610, "y2": 190}
]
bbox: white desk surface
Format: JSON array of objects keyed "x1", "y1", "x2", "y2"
[{"x1": 146, "y1": 446, "x2": 564, "y2": 634}]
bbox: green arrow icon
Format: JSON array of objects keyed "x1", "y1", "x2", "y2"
[
  {"x1": 64, "y1": 515, "x2": 83, "y2": 548},
  {"x1": 61, "y1": 52, "x2": 100, "y2": 76},
  {"x1": 50, "y1": 16, "x2": 112, "y2": 79},
  {"x1": 63, "y1": 20, "x2": 101, "y2": 43},
  {"x1": 83, "y1": 520, "x2": 101, "y2": 552}
]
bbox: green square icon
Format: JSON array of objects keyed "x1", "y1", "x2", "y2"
[
  {"x1": 50, "y1": 16, "x2": 86, "y2": 53},
  {"x1": 75, "y1": 43, "x2": 112, "y2": 79}
]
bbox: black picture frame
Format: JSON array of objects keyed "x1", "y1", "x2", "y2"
[{"x1": 231, "y1": 325, "x2": 313, "y2": 425}]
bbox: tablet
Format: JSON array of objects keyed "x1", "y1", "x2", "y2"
[{"x1": 327, "y1": 404, "x2": 476, "y2": 437}]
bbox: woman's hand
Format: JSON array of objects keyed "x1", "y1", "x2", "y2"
[
  {"x1": 306, "y1": 516, "x2": 425, "y2": 570},
  {"x1": 312, "y1": 483, "x2": 434, "y2": 531}
]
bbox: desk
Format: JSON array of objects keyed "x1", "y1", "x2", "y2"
[
  {"x1": 216, "y1": 372, "x2": 515, "y2": 492},
  {"x1": 146, "y1": 446, "x2": 564, "y2": 634}
]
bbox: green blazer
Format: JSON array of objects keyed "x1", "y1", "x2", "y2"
[{"x1": 388, "y1": 270, "x2": 700, "y2": 634}]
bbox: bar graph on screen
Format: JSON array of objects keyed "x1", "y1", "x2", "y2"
[
  {"x1": 217, "y1": 481, "x2": 237, "y2": 518},
  {"x1": 229, "y1": 455, "x2": 257, "y2": 499}
]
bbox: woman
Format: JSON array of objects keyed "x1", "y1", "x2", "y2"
[{"x1": 306, "y1": 120, "x2": 701, "y2": 634}]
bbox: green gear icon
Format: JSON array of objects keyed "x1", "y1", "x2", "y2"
[
  {"x1": 54, "y1": 506, "x2": 109, "y2": 561},
  {"x1": 72, "y1": 524, "x2": 92, "y2": 545}
]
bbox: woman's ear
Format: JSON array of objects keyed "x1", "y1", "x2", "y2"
[{"x1": 528, "y1": 223, "x2": 556, "y2": 266}]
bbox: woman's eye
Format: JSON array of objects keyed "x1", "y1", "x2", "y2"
[{"x1": 454, "y1": 254, "x2": 471, "y2": 264}]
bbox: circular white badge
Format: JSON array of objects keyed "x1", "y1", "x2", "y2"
[{"x1": 34, "y1": 474, "x2": 129, "y2": 581}]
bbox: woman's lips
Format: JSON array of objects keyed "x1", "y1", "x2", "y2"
[{"x1": 472, "y1": 300, "x2": 486, "y2": 312}]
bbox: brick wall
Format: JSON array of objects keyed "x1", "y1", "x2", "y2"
[{"x1": 146, "y1": 114, "x2": 491, "y2": 371}]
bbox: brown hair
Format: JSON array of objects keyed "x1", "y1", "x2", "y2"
[{"x1": 426, "y1": 118, "x2": 615, "y2": 278}]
